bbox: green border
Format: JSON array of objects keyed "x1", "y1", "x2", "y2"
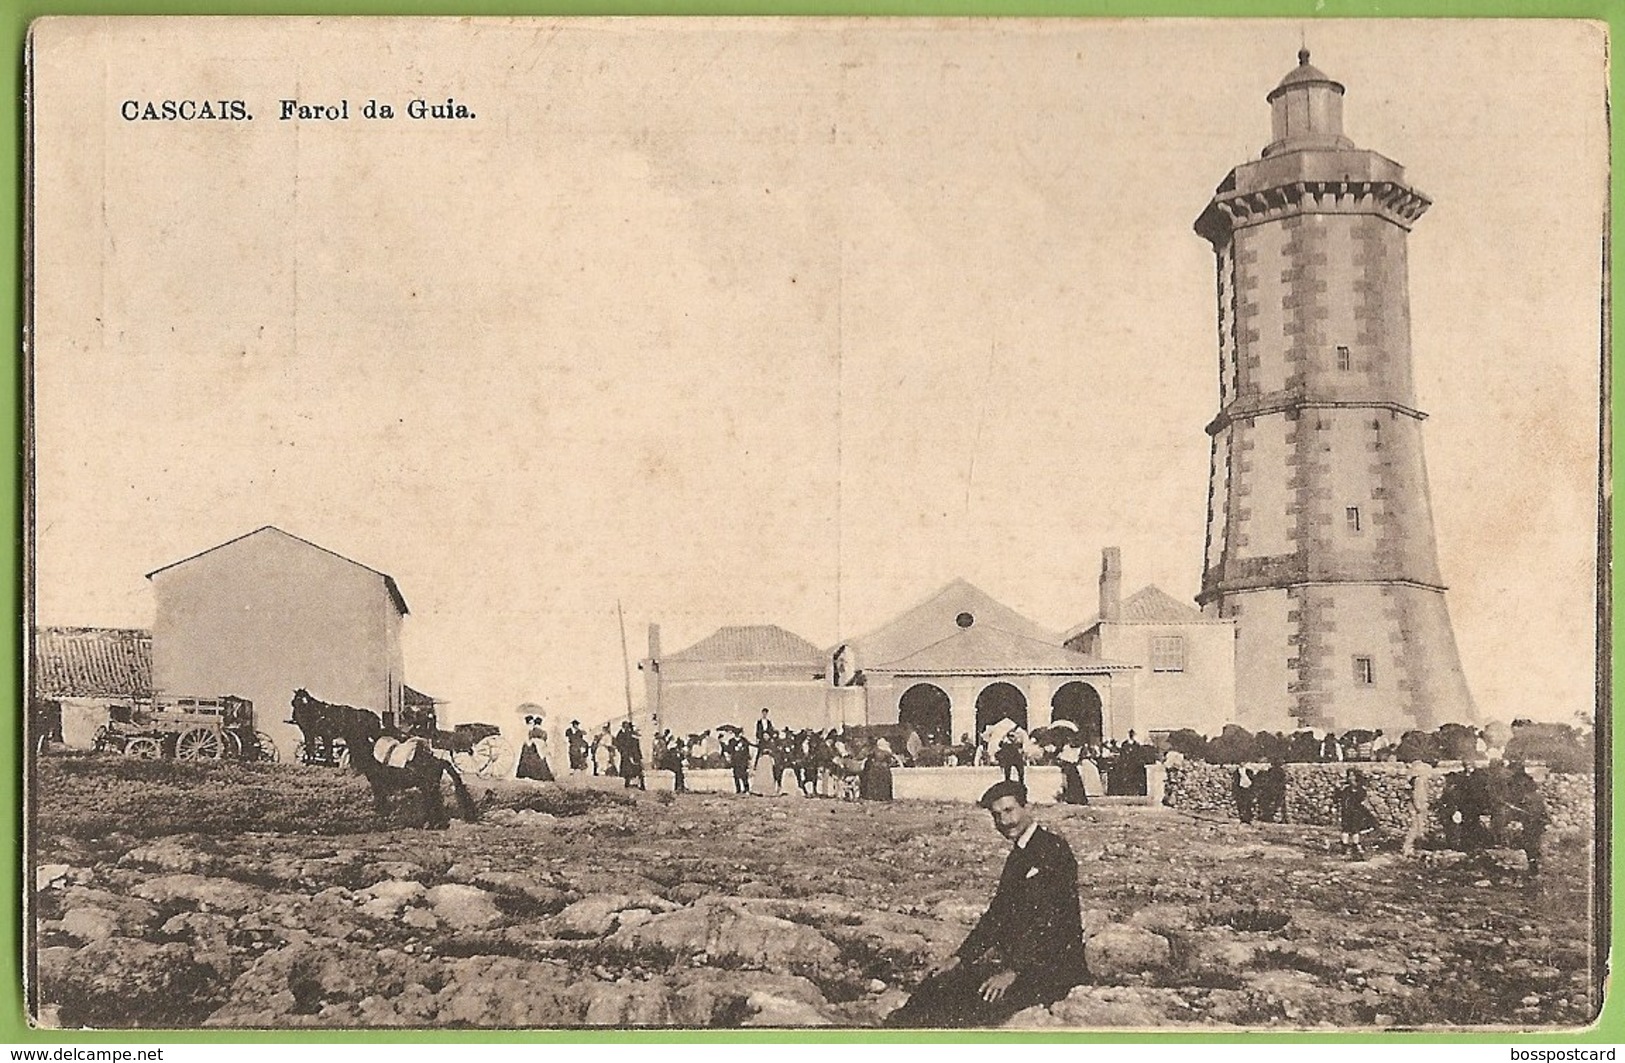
[{"x1": 3, "y1": 0, "x2": 1618, "y2": 1047}]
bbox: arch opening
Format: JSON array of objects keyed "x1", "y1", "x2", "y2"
[
  {"x1": 1051, "y1": 681, "x2": 1104, "y2": 748},
  {"x1": 898, "y1": 683, "x2": 952, "y2": 745},
  {"x1": 975, "y1": 681, "x2": 1028, "y2": 734}
]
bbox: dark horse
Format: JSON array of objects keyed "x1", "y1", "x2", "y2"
[{"x1": 290, "y1": 689, "x2": 479, "y2": 829}]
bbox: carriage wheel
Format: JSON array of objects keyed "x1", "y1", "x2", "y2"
[
  {"x1": 254, "y1": 732, "x2": 280, "y2": 763},
  {"x1": 125, "y1": 736, "x2": 163, "y2": 760},
  {"x1": 293, "y1": 739, "x2": 307, "y2": 763},
  {"x1": 222, "y1": 731, "x2": 245, "y2": 759},
  {"x1": 175, "y1": 727, "x2": 225, "y2": 761}
]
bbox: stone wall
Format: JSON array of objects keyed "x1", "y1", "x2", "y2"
[{"x1": 1163, "y1": 761, "x2": 1596, "y2": 841}]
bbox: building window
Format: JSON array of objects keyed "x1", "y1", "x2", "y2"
[
  {"x1": 1150, "y1": 635, "x2": 1185, "y2": 672},
  {"x1": 1346, "y1": 506, "x2": 1362, "y2": 532},
  {"x1": 1336, "y1": 345, "x2": 1352, "y2": 371},
  {"x1": 1354, "y1": 656, "x2": 1375, "y2": 685}
]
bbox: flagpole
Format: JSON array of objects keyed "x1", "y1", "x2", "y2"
[{"x1": 617, "y1": 599, "x2": 634, "y2": 725}]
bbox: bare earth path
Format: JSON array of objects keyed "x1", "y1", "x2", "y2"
[{"x1": 32, "y1": 758, "x2": 1600, "y2": 1030}]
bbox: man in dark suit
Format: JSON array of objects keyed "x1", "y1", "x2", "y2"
[
  {"x1": 754, "y1": 707, "x2": 778, "y2": 766},
  {"x1": 885, "y1": 780, "x2": 1088, "y2": 1027}
]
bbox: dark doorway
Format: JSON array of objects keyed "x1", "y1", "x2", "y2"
[
  {"x1": 898, "y1": 683, "x2": 952, "y2": 744},
  {"x1": 975, "y1": 682, "x2": 1028, "y2": 734},
  {"x1": 1051, "y1": 681, "x2": 1104, "y2": 749}
]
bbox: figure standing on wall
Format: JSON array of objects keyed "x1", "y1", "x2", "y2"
[{"x1": 755, "y1": 708, "x2": 776, "y2": 766}]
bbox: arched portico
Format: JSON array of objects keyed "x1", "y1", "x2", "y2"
[
  {"x1": 975, "y1": 681, "x2": 1028, "y2": 733},
  {"x1": 1052, "y1": 680, "x2": 1104, "y2": 748},
  {"x1": 898, "y1": 682, "x2": 952, "y2": 743}
]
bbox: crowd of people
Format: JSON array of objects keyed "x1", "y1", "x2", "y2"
[
  {"x1": 512, "y1": 711, "x2": 1557, "y2": 873},
  {"x1": 1223, "y1": 758, "x2": 1550, "y2": 871},
  {"x1": 517, "y1": 709, "x2": 903, "y2": 801},
  {"x1": 512, "y1": 707, "x2": 1180, "y2": 805},
  {"x1": 1433, "y1": 759, "x2": 1549, "y2": 872}
]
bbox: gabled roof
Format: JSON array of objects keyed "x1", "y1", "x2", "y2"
[
  {"x1": 666, "y1": 624, "x2": 825, "y2": 666},
  {"x1": 34, "y1": 627, "x2": 152, "y2": 699},
  {"x1": 866, "y1": 624, "x2": 1136, "y2": 677},
  {"x1": 403, "y1": 685, "x2": 441, "y2": 707},
  {"x1": 1121, "y1": 585, "x2": 1209, "y2": 623},
  {"x1": 838, "y1": 578, "x2": 1060, "y2": 670},
  {"x1": 146, "y1": 526, "x2": 409, "y2": 615},
  {"x1": 1064, "y1": 584, "x2": 1226, "y2": 640}
]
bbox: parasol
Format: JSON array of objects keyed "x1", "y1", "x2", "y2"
[{"x1": 982, "y1": 717, "x2": 1018, "y2": 748}]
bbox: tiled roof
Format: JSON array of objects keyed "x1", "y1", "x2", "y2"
[
  {"x1": 1121, "y1": 586, "x2": 1209, "y2": 623},
  {"x1": 867, "y1": 625, "x2": 1137, "y2": 676},
  {"x1": 666, "y1": 625, "x2": 825, "y2": 665},
  {"x1": 146, "y1": 526, "x2": 409, "y2": 616},
  {"x1": 34, "y1": 627, "x2": 152, "y2": 699},
  {"x1": 838, "y1": 578, "x2": 1060, "y2": 668},
  {"x1": 1064, "y1": 585, "x2": 1225, "y2": 639}
]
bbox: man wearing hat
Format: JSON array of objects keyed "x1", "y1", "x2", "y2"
[{"x1": 885, "y1": 779, "x2": 1088, "y2": 1027}]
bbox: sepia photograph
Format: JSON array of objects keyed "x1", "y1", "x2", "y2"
[{"x1": 24, "y1": 16, "x2": 1608, "y2": 1031}]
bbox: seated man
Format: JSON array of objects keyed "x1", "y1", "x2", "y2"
[{"x1": 885, "y1": 780, "x2": 1088, "y2": 1028}]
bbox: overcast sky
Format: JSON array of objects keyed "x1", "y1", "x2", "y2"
[{"x1": 31, "y1": 18, "x2": 1606, "y2": 730}]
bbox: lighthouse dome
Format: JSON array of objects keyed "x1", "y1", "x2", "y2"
[
  {"x1": 1262, "y1": 48, "x2": 1354, "y2": 157},
  {"x1": 1268, "y1": 48, "x2": 1346, "y2": 100}
]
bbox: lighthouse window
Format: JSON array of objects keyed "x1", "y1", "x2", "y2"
[
  {"x1": 1354, "y1": 656, "x2": 1376, "y2": 685},
  {"x1": 1346, "y1": 506, "x2": 1362, "y2": 532},
  {"x1": 1336, "y1": 345, "x2": 1352, "y2": 370}
]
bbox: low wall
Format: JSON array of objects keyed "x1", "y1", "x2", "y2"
[
  {"x1": 552, "y1": 765, "x2": 1165, "y2": 805},
  {"x1": 1163, "y1": 761, "x2": 1596, "y2": 840}
]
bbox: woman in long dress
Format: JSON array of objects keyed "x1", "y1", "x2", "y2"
[
  {"x1": 751, "y1": 736, "x2": 781, "y2": 797},
  {"x1": 859, "y1": 738, "x2": 894, "y2": 801},
  {"x1": 1057, "y1": 740, "x2": 1089, "y2": 804},
  {"x1": 515, "y1": 715, "x2": 555, "y2": 782},
  {"x1": 747, "y1": 741, "x2": 780, "y2": 799}
]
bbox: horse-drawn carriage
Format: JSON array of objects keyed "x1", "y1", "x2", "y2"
[
  {"x1": 400, "y1": 700, "x2": 512, "y2": 778},
  {"x1": 93, "y1": 694, "x2": 278, "y2": 762},
  {"x1": 289, "y1": 691, "x2": 511, "y2": 778},
  {"x1": 287, "y1": 689, "x2": 480, "y2": 828}
]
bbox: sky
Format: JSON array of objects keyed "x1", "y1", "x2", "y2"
[{"x1": 30, "y1": 18, "x2": 1607, "y2": 731}]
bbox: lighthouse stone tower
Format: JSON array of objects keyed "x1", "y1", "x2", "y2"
[{"x1": 1193, "y1": 51, "x2": 1475, "y2": 733}]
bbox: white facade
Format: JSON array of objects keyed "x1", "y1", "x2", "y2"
[{"x1": 148, "y1": 527, "x2": 408, "y2": 757}]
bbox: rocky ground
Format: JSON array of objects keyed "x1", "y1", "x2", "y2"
[{"x1": 32, "y1": 755, "x2": 1601, "y2": 1031}]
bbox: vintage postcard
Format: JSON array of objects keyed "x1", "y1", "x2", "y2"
[{"x1": 24, "y1": 17, "x2": 1608, "y2": 1031}]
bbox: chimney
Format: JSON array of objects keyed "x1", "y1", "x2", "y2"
[{"x1": 1099, "y1": 548, "x2": 1122, "y2": 623}]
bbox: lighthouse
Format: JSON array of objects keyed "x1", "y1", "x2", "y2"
[{"x1": 1193, "y1": 50, "x2": 1475, "y2": 732}]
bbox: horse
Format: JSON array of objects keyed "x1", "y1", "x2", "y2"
[
  {"x1": 289, "y1": 687, "x2": 352, "y2": 766},
  {"x1": 289, "y1": 689, "x2": 479, "y2": 829}
]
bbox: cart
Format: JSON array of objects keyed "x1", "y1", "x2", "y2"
[{"x1": 93, "y1": 695, "x2": 278, "y2": 762}]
